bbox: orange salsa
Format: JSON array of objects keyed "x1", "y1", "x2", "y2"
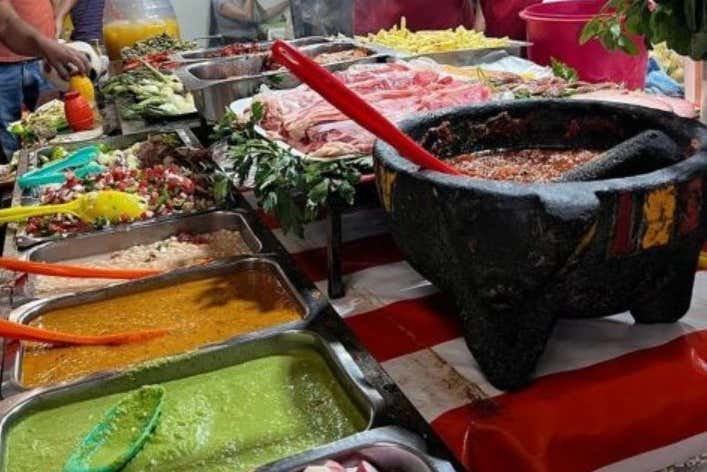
[{"x1": 21, "y1": 270, "x2": 303, "y2": 388}]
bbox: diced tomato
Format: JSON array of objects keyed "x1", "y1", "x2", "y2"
[
  {"x1": 122, "y1": 60, "x2": 141, "y2": 71},
  {"x1": 112, "y1": 167, "x2": 126, "y2": 180}
]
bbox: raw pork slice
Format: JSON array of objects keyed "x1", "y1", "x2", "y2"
[
  {"x1": 571, "y1": 90, "x2": 697, "y2": 118},
  {"x1": 252, "y1": 62, "x2": 492, "y2": 157}
]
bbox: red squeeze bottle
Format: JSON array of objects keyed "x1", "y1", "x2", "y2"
[{"x1": 64, "y1": 91, "x2": 94, "y2": 132}]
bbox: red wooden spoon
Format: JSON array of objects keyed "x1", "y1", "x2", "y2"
[{"x1": 270, "y1": 40, "x2": 462, "y2": 176}]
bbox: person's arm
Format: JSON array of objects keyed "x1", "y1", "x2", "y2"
[
  {"x1": 218, "y1": 0, "x2": 255, "y2": 23},
  {"x1": 0, "y1": 0, "x2": 87, "y2": 79},
  {"x1": 52, "y1": 0, "x2": 79, "y2": 38},
  {"x1": 258, "y1": 0, "x2": 289, "y2": 22}
]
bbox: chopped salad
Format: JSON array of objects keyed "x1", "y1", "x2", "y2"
[{"x1": 25, "y1": 136, "x2": 215, "y2": 237}]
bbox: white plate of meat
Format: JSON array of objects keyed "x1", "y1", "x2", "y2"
[
  {"x1": 230, "y1": 61, "x2": 495, "y2": 162},
  {"x1": 229, "y1": 96, "x2": 368, "y2": 162}
]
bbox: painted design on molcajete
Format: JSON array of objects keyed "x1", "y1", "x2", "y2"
[
  {"x1": 612, "y1": 193, "x2": 636, "y2": 256},
  {"x1": 576, "y1": 221, "x2": 598, "y2": 256},
  {"x1": 375, "y1": 163, "x2": 397, "y2": 213},
  {"x1": 679, "y1": 176, "x2": 702, "y2": 235},
  {"x1": 641, "y1": 185, "x2": 676, "y2": 249}
]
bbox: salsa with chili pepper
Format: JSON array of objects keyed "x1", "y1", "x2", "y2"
[{"x1": 448, "y1": 148, "x2": 602, "y2": 183}]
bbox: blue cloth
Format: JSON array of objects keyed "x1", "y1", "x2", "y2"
[
  {"x1": 0, "y1": 60, "x2": 45, "y2": 159},
  {"x1": 70, "y1": 0, "x2": 106, "y2": 42},
  {"x1": 645, "y1": 57, "x2": 684, "y2": 97}
]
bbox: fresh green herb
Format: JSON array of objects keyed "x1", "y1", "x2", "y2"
[
  {"x1": 121, "y1": 34, "x2": 197, "y2": 59},
  {"x1": 582, "y1": 0, "x2": 707, "y2": 60},
  {"x1": 268, "y1": 74, "x2": 284, "y2": 85},
  {"x1": 219, "y1": 103, "x2": 372, "y2": 236},
  {"x1": 209, "y1": 109, "x2": 238, "y2": 141},
  {"x1": 550, "y1": 58, "x2": 579, "y2": 82},
  {"x1": 157, "y1": 188, "x2": 170, "y2": 208},
  {"x1": 212, "y1": 173, "x2": 231, "y2": 205},
  {"x1": 93, "y1": 216, "x2": 109, "y2": 228},
  {"x1": 49, "y1": 146, "x2": 68, "y2": 161}
]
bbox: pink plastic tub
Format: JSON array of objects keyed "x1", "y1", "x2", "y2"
[{"x1": 519, "y1": 0, "x2": 648, "y2": 89}]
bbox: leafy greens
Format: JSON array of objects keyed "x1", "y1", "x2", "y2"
[
  {"x1": 219, "y1": 103, "x2": 372, "y2": 236},
  {"x1": 582, "y1": 0, "x2": 707, "y2": 60}
]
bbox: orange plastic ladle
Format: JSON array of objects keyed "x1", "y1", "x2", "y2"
[
  {"x1": 0, "y1": 257, "x2": 160, "y2": 279},
  {"x1": 0, "y1": 319, "x2": 168, "y2": 346}
]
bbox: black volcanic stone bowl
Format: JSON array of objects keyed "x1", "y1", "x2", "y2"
[{"x1": 373, "y1": 100, "x2": 707, "y2": 390}]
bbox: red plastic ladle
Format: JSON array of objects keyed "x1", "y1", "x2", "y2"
[{"x1": 270, "y1": 40, "x2": 462, "y2": 176}]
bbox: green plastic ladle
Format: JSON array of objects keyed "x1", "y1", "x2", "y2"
[
  {"x1": 19, "y1": 162, "x2": 106, "y2": 189},
  {"x1": 19, "y1": 146, "x2": 100, "y2": 189},
  {"x1": 63, "y1": 385, "x2": 165, "y2": 472}
]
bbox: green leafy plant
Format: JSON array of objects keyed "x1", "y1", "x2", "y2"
[
  {"x1": 550, "y1": 58, "x2": 579, "y2": 81},
  {"x1": 582, "y1": 0, "x2": 707, "y2": 60},
  {"x1": 219, "y1": 103, "x2": 372, "y2": 236}
]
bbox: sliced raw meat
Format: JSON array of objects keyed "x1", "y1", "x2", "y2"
[
  {"x1": 251, "y1": 62, "x2": 492, "y2": 157},
  {"x1": 572, "y1": 90, "x2": 697, "y2": 118}
]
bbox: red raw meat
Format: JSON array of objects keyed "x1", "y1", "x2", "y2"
[
  {"x1": 254, "y1": 62, "x2": 492, "y2": 157},
  {"x1": 571, "y1": 90, "x2": 697, "y2": 118}
]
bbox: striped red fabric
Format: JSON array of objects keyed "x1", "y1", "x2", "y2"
[
  {"x1": 433, "y1": 331, "x2": 707, "y2": 472},
  {"x1": 346, "y1": 293, "x2": 462, "y2": 361},
  {"x1": 257, "y1": 205, "x2": 707, "y2": 471},
  {"x1": 291, "y1": 233, "x2": 404, "y2": 281}
]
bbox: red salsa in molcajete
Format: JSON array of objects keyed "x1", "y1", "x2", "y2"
[{"x1": 448, "y1": 148, "x2": 602, "y2": 183}]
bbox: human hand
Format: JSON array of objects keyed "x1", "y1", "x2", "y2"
[
  {"x1": 37, "y1": 37, "x2": 88, "y2": 80},
  {"x1": 55, "y1": 16, "x2": 64, "y2": 39}
]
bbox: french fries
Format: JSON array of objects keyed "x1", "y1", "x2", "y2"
[{"x1": 357, "y1": 17, "x2": 509, "y2": 54}]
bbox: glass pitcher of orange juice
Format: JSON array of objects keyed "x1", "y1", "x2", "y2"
[{"x1": 103, "y1": 0, "x2": 180, "y2": 60}]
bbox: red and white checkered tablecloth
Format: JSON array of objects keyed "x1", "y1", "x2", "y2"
[{"x1": 246, "y1": 193, "x2": 707, "y2": 472}]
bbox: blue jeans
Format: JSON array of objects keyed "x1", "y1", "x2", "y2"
[{"x1": 0, "y1": 60, "x2": 51, "y2": 160}]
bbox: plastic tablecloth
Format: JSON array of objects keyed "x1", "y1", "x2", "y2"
[{"x1": 246, "y1": 192, "x2": 707, "y2": 472}]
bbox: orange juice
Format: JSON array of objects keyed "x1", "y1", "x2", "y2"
[{"x1": 103, "y1": 18, "x2": 180, "y2": 60}]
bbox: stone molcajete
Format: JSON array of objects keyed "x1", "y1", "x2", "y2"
[{"x1": 373, "y1": 100, "x2": 707, "y2": 390}]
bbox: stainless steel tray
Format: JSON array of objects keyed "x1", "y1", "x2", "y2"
[
  {"x1": 6, "y1": 129, "x2": 216, "y2": 251},
  {"x1": 177, "y1": 41, "x2": 387, "y2": 122},
  {"x1": 173, "y1": 36, "x2": 333, "y2": 63},
  {"x1": 361, "y1": 39, "x2": 531, "y2": 66},
  {"x1": 262, "y1": 426, "x2": 455, "y2": 472},
  {"x1": 1, "y1": 256, "x2": 323, "y2": 397},
  {"x1": 11, "y1": 210, "x2": 264, "y2": 304},
  {"x1": 0, "y1": 330, "x2": 384, "y2": 469}
]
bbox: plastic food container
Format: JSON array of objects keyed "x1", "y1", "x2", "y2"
[
  {"x1": 103, "y1": 0, "x2": 180, "y2": 60},
  {"x1": 519, "y1": 0, "x2": 648, "y2": 89}
]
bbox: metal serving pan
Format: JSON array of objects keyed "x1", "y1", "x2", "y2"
[
  {"x1": 1, "y1": 256, "x2": 323, "y2": 397},
  {"x1": 173, "y1": 36, "x2": 333, "y2": 62},
  {"x1": 0, "y1": 330, "x2": 385, "y2": 469},
  {"x1": 361, "y1": 39, "x2": 531, "y2": 66},
  {"x1": 177, "y1": 42, "x2": 387, "y2": 122},
  {"x1": 6, "y1": 129, "x2": 219, "y2": 251},
  {"x1": 262, "y1": 426, "x2": 455, "y2": 472},
  {"x1": 20, "y1": 128, "x2": 202, "y2": 203},
  {"x1": 11, "y1": 210, "x2": 264, "y2": 304}
]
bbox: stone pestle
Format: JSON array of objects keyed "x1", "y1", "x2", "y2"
[{"x1": 557, "y1": 130, "x2": 682, "y2": 182}]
